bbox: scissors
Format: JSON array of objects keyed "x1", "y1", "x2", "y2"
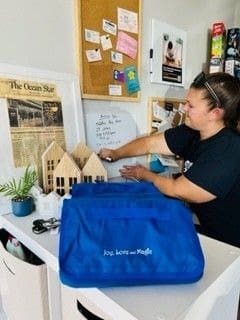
[{"x1": 32, "y1": 217, "x2": 61, "y2": 234}]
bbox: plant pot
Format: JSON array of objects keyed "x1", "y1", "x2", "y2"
[{"x1": 11, "y1": 197, "x2": 34, "y2": 217}]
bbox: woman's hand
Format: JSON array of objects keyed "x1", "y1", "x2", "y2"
[
  {"x1": 119, "y1": 164, "x2": 151, "y2": 181},
  {"x1": 98, "y1": 148, "x2": 118, "y2": 162}
]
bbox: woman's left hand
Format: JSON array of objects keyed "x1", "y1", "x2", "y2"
[{"x1": 119, "y1": 164, "x2": 150, "y2": 181}]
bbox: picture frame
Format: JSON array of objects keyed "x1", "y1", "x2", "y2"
[
  {"x1": 0, "y1": 63, "x2": 85, "y2": 183},
  {"x1": 150, "y1": 19, "x2": 187, "y2": 87}
]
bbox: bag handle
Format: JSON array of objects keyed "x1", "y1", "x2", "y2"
[
  {"x1": 86, "y1": 207, "x2": 171, "y2": 220},
  {"x1": 77, "y1": 300, "x2": 104, "y2": 320}
]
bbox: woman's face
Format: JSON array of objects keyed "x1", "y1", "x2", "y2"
[{"x1": 184, "y1": 88, "x2": 215, "y2": 131}]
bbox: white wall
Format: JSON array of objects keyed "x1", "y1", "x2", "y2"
[
  {"x1": 0, "y1": 0, "x2": 76, "y2": 72},
  {"x1": 0, "y1": 0, "x2": 238, "y2": 136},
  {"x1": 82, "y1": 0, "x2": 239, "y2": 136}
]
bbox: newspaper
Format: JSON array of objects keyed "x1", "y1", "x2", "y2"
[{"x1": 0, "y1": 78, "x2": 66, "y2": 183}]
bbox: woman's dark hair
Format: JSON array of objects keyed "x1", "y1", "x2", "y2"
[{"x1": 190, "y1": 72, "x2": 240, "y2": 132}]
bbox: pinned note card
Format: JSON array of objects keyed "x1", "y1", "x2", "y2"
[
  {"x1": 124, "y1": 65, "x2": 140, "y2": 94},
  {"x1": 85, "y1": 29, "x2": 100, "y2": 44},
  {"x1": 111, "y1": 51, "x2": 123, "y2": 64},
  {"x1": 116, "y1": 31, "x2": 138, "y2": 59},
  {"x1": 100, "y1": 34, "x2": 112, "y2": 51},
  {"x1": 103, "y1": 19, "x2": 117, "y2": 35},
  {"x1": 86, "y1": 49, "x2": 102, "y2": 62},
  {"x1": 118, "y1": 7, "x2": 138, "y2": 34},
  {"x1": 109, "y1": 84, "x2": 122, "y2": 96}
]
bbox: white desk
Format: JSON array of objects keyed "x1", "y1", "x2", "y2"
[{"x1": 0, "y1": 211, "x2": 239, "y2": 320}]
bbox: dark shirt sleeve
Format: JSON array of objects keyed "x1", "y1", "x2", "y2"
[
  {"x1": 164, "y1": 124, "x2": 199, "y2": 157},
  {"x1": 165, "y1": 125, "x2": 240, "y2": 198},
  {"x1": 184, "y1": 154, "x2": 240, "y2": 198}
]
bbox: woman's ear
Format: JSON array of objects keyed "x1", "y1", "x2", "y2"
[{"x1": 210, "y1": 106, "x2": 224, "y2": 120}]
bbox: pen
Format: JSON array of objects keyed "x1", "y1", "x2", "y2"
[
  {"x1": 104, "y1": 157, "x2": 114, "y2": 162},
  {"x1": 149, "y1": 48, "x2": 153, "y2": 74},
  {"x1": 97, "y1": 154, "x2": 114, "y2": 162}
]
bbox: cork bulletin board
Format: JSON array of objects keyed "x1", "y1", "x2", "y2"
[{"x1": 75, "y1": 0, "x2": 141, "y2": 101}]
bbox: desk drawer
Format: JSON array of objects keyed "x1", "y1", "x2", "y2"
[
  {"x1": 61, "y1": 284, "x2": 138, "y2": 320},
  {"x1": 0, "y1": 234, "x2": 49, "y2": 320}
]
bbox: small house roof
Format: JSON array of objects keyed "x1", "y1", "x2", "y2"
[
  {"x1": 82, "y1": 152, "x2": 107, "y2": 177},
  {"x1": 42, "y1": 141, "x2": 65, "y2": 160},
  {"x1": 53, "y1": 152, "x2": 82, "y2": 177}
]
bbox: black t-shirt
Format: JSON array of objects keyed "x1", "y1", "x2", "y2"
[{"x1": 164, "y1": 124, "x2": 240, "y2": 247}]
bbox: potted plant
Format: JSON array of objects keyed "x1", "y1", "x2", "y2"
[{"x1": 0, "y1": 166, "x2": 38, "y2": 217}]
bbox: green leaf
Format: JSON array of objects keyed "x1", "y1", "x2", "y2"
[{"x1": 0, "y1": 165, "x2": 38, "y2": 200}]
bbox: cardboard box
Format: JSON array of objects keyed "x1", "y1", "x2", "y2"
[
  {"x1": 211, "y1": 22, "x2": 226, "y2": 60},
  {"x1": 209, "y1": 57, "x2": 224, "y2": 73},
  {"x1": 225, "y1": 28, "x2": 240, "y2": 60},
  {"x1": 212, "y1": 22, "x2": 225, "y2": 36},
  {"x1": 224, "y1": 58, "x2": 240, "y2": 78}
]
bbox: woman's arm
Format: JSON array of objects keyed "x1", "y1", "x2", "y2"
[
  {"x1": 99, "y1": 132, "x2": 173, "y2": 161},
  {"x1": 120, "y1": 164, "x2": 216, "y2": 203}
]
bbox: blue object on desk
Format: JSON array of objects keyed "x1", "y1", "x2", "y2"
[
  {"x1": 59, "y1": 182, "x2": 205, "y2": 288},
  {"x1": 71, "y1": 181, "x2": 159, "y2": 196},
  {"x1": 149, "y1": 159, "x2": 166, "y2": 173},
  {"x1": 11, "y1": 197, "x2": 34, "y2": 217}
]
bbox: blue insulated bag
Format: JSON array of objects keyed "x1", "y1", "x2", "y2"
[
  {"x1": 71, "y1": 181, "x2": 160, "y2": 197},
  {"x1": 59, "y1": 183, "x2": 205, "y2": 288}
]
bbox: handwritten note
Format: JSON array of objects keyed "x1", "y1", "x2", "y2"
[
  {"x1": 85, "y1": 107, "x2": 136, "y2": 177},
  {"x1": 86, "y1": 49, "x2": 102, "y2": 62},
  {"x1": 91, "y1": 113, "x2": 135, "y2": 148},
  {"x1": 116, "y1": 31, "x2": 138, "y2": 59},
  {"x1": 118, "y1": 8, "x2": 138, "y2": 34}
]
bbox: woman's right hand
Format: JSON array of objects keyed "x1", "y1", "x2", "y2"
[{"x1": 98, "y1": 148, "x2": 118, "y2": 162}]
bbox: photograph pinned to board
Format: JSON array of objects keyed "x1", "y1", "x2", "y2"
[{"x1": 150, "y1": 19, "x2": 187, "y2": 87}]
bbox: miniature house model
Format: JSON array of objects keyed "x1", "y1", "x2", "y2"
[
  {"x1": 82, "y1": 152, "x2": 107, "y2": 183},
  {"x1": 53, "y1": 152, "x2": 82, "y2": 196},
  {"x1": 41, "y1": 141, "x2": 65, "y2": 193},
  {"x1": 42, "y1": 141, "x2": 108, "y2": 197},
  {"x1": 71, "y1": 142, "x2": 92, "y2": 169}
]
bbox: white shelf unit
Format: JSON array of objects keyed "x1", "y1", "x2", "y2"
[{"x1": 0, "y1": 211, "x2": 239, "y2": 320}]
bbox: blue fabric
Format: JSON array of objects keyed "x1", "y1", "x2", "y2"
[
  {"x1": 71, "y1": 182, "x2": 160, "y2": 196},
  {"x1": 59, "y1": 182, "x2": 205, "y2": 288}
]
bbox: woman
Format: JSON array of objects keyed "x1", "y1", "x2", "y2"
[{"x1": 99, "y1": 72, "x2": 240, "y2": 248}]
